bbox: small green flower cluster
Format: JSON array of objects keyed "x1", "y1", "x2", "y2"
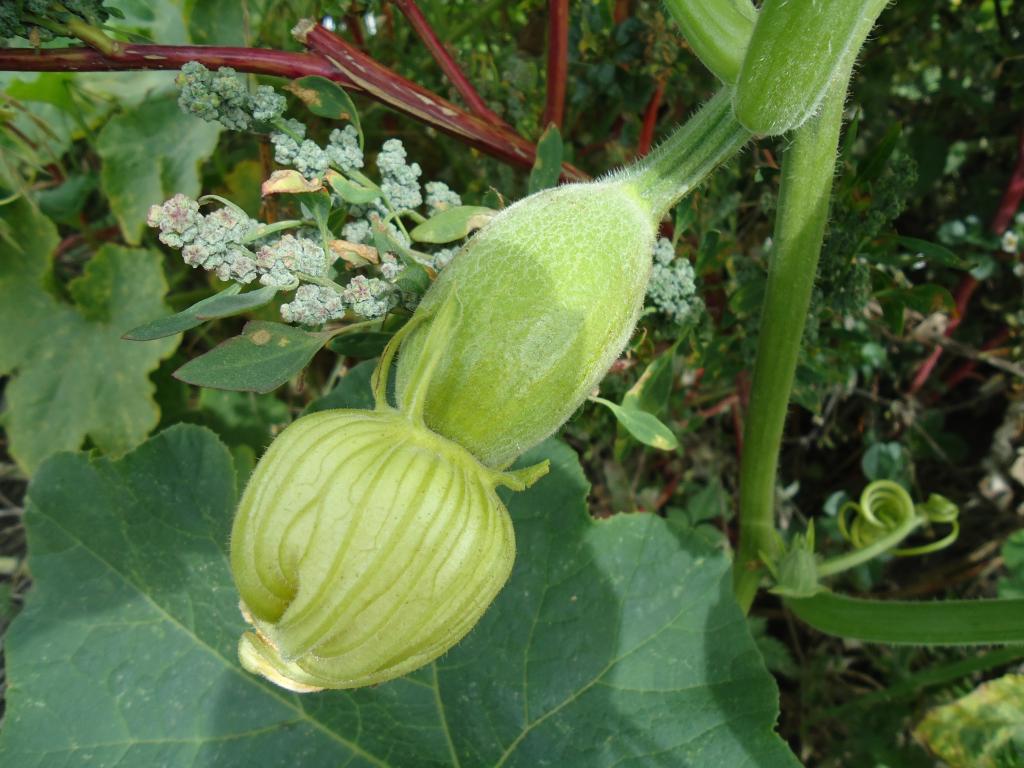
[
  {"x1": 0, "y1": 0, "x2": 115, "y2": 43},
  {"x1": 176, "y1": 61, "x2": 286, "y2": 131},
  {"x1": 150, "y1": 62, "x2": 478, "y2": 327},
  {"x1": 146, "y1": 195, "x2": 402, "y2": 326},
  {"x1": 646, "y1": 237, "x2": 704, "y2": 326},
  {"x1": 146, "y1": 194, "x2": 259, "y2": 284}
]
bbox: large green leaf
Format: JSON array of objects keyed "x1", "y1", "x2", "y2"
[
  {"x1": 0, "y1": 198, "x2": 179, "y2": 473},
  {"x1": 0, "y1": 425, "x2": 796, "y2": 767},
  {"x1": 97, "y1": 95, "x2": 221, "y2": 245}
]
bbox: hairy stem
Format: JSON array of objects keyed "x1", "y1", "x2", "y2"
[
  {"x1": 624, "y1": 88, "x2": 750, "y2": 220},
  {"x1": 733, "y1": 76, "x2": 849, "y2": 613}
]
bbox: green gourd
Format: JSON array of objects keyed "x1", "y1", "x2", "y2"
[{"x1": 396, "y1": 89, "x2": 750, "y2": 468}]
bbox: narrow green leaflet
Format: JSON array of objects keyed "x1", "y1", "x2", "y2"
[
  {"x1": 96, "y1": 94, "x2": 221, "y2": 244},
  {"x1": 895, "y1": 236, "x2": 967, "y2": 269},
  {"x1": 914, "y1": 674, "x2": 1024, "y2": 768},
  {"x1": 593, "y1": 396, "x2": 680, "y2": 451},
  {"x1": 173, "y1": 321, "x2": 333, "y2": 393},
  {"x1": 528, "y1": 124, "x2": 563, "y2": 194},
  {"x1": 409, "y1": 206, "x2": 496, "y2": 244},
  {"x1": 0, "y1": 199, "x2": 178, "y2": 473},
  {"x1": 124, "y1": 285, "x2": 279, "y2": 341},
  {"x1": 0, "y1": 427, "x2": 797, "y2": 767}
]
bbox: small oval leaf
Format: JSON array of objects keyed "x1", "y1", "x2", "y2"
[
  {"x1": 592, "y1": 396, "x2": 680, "y2": 451},
  {"x1": 410, "y1": 206, "x2": 495, "y2": 244},
  {"x1": 286, "y1": 76, "x2": 363, "y2": 147},
  {"x1": 173, "y1": 321, "x2": 332, "y2": 393}
]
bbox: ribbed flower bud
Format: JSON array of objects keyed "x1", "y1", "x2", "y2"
[{"x1": 230, "y1": 294, "x2": 548, "y2": 691}]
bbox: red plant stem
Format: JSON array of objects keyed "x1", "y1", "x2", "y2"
[
  {"x1": 302, "y1": 23, "x2": 587, "y2": 180},
  {"x1": 908, "y1": 123, "x2": 1024, "y2": 396},
  {"x1": 699, "y1": 393, "x2": 738, "y2": 419},
  {"x1": 907, "y1": 275, "x2": 979, "y2": 396},
  {"x1": 391, "y1": 0, "x2": 507, "y2": 127},
  {"x1": 942, "y1": 327, "x2": 1012, "y2": 391},
  {"x1": 652, "y1": 471, "x2": 681, "y2": 511},
  {"x1": 0, "y1": 38, "x2": 587, "y2": 180},
  {"x1": 542, "y1": 0, "x2": 569, "y2": 129},
  {"x1": 614, "y1": 0, "x2": 632, "y2": 25},
  {"x1": 994, "y1": 124, "x2": 1024, "y2": 234},
  {"x1": 732, "y1": 395, "x2": 745, "y2": 460},
  {"x1": 0, "y1": 43, "x2": 348, "y2": 82},
  {"x1": 344, "y1": 14, "x2": 366, "y2": 49},
  {"x1": 636, "y1": 79, "x2": 665, "y2": 157}
]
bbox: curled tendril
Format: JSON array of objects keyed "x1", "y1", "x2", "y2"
[{"x1": 838, "y1": 480, "x2": 960, "y2": 557}]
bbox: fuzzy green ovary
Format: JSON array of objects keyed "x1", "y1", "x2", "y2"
[
  {"x1": 396, "y1": 180, "x2": 657, "y2": 468},
  {"x1": 231, "y1": 409, "x2": 516, "y2": 689}
]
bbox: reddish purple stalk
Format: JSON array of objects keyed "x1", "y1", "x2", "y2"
[
  {"x1": 301, "y1": 23, "x2": 586, "y2": 180},
  {"x1": 542, "y1": 0, "x2": 569, "y2": 130},
  {"x1": 0, "y1": 44, "x2": 346, "y2": 82},
  {"x1": 0, "y1": 36, "x2": 587, "y2": 180},
  {"x1": 391, "y1": 0, "x2": 508, "y2": 128}
]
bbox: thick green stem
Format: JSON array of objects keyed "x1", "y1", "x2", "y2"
[
  {"x1": 733, "y1": 77, "x2": 849, "y2": 614},
  {"x1": 662, "y1": 0, "x2": 756, "y2": 84},
  {"x1": 624, "y1": 88, "x2": 751, "y2": 220}
]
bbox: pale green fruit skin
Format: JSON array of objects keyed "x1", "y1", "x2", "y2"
[
  {"x1": 230, "y1": 408, "x2": 516, "y2": 690},
  {"x1": 396, "y1": 179, "x2": 657, "y2": 468}
]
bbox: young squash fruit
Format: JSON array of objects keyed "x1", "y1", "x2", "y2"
[
  {"x1": 230, "y1": 299, "x2": 548, "y2": 691},
  {"x1": 396, "y1": 89, "x2": 750, "y2": 468}
]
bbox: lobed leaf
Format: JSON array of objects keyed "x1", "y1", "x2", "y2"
[
  {"x1": 0, "y1": 198, "x2": 178, "y2": 473},
  {"x1": 96, "y1": 95, "x2": 221, "y2": 244},
  {"x1": 0, "y1": 427, "x2": 797, "y2": 767}
]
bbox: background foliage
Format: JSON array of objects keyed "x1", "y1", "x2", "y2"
[{"x1": 0, "y1": 1, "x2": 1023, "y2": 765}]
